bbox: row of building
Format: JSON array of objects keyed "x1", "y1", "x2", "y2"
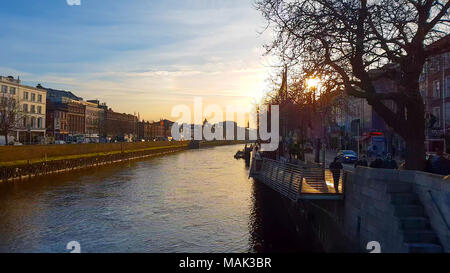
[{"x1": 0, "y1": 76, "x2": 174, "y2": 144}]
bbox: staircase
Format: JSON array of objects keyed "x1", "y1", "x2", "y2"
[{"x1": 389, "y1": 183, "x2": 443, "y2": 253}]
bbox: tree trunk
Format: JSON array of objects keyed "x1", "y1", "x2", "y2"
[
  {"x1": 403, "y1": 102, "x2": 426, "y2": 171},
  {"x1": 404, "y1": 136, "x2": 426, "y2": 171}
]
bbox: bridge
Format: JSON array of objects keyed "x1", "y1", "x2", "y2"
[{"x1": 250, "y1": 157, "x2": 345, "y2": 200}]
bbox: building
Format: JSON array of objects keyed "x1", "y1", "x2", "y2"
[
  {"x1": 67, "y1": 100, "x2": 86, "y2": 138},
  {"x1": 44, "y1": 86, "x2": 82, "y2": 103},
  {"x1": 46, "y1": 102, "x2": 69, "y2": 141},
  {"x1": 138, "y1": 121, "x2": 150, "y2": 140},
  {"x1": 81, "y1": 100, "x2": 103, "y2": 142},
  {"x1": 149, "y1": 121, "x2": 166, "y2": 140},
  {"x1": 0, "y1": 76, "x2": 47, "y2": 144},
  {"x1": 104, "y1": 109, "x2": 137, "y2": 141},
  {"x1": 420, "y1": 35, "x2": 450, "y2": 151}
]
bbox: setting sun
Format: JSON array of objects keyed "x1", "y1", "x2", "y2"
[{"x1": 306, "y1": 77, "x2": 320, "y2": 89}]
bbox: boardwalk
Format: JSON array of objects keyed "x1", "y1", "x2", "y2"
[{"x1": 250, "y1": 158, "x2": 345, "y2": 200}]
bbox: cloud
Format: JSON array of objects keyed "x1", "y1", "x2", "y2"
[{"x1": 0, "y1": 0, "x2": 274, "y2": 121}]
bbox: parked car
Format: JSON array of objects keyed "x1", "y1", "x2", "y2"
[
  {"x1": 55, "y1": 140, "x2": 66, "y2": 145},
  {"x1": 337, "y1": 150, "x2": 358, "y2": 164}
]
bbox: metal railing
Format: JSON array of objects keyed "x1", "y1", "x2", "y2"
[{"x1": 254, "y1": 158, "x2": 344, "y2": 201}]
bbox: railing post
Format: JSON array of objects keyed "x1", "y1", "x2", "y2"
[{"x1": 298, "y1": 174, "x2": 304, "y2": 195}]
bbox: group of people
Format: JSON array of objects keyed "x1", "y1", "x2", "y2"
[
  {"x1": 425, "y1": 151, "x2": 450, "y2": 176},
  {"x1": 353, "y1": 154, "x2": 399, "y2": 169}
]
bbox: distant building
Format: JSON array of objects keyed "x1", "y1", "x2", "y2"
[
  {"x1": 67, "y1": 100, "x2": 86, "y2": 137},
  {"x1": 0, "y1": 76, "x2": 47, "y2": 144},
  {"x1": 138, "y1": 121, "x2": 149, "y2": 140},
  {"x1": 420, "y1": 35, "x2": 450, "y2": 144},
  {"x1": 104, "y1": 109, "x2": 137, "y2": 141},
  {"x1": 80, "y1": 100, "x2": 103, "y2": 142},
  {"x1": 44, "y1": 86, "x2": 82, "y2": 103},
  {"x1": 46, "y1": 102, "x2": 69, "y2": 141}
]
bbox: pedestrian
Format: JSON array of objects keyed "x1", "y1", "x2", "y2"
[
  {"x1": 329, "y1": 157, "x2": 343, "y2": 193},
  {"x1": 383, "y1": 153, "x2": 398, "y2": 169},
  {"x1": 355, "y1": 155, "x2": 368, "y2": 168},
  {"x1": 431, "y1": 150, "x2": 450, "y2": 175},
  {"x1": 370, "y1": 156, "x2": 384, "y2": 168}
]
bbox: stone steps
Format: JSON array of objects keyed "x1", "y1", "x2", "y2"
[
  {"x1": 405, "y1": 243, "x2": 443, "y2": 253},
  {"x1": 387, "y1": 183, "x2": 413, "y2": 193},
  {"x1": 389, "y1": 185, "x2": 443, "y2": 253},
  {"x1": 394, "y1": 205, "x2": 424, "y2": 217},
  {"x1": 399, "y1": 217, "x2": 431, "y2": 230},
  {"x1": 390, "y1": 193, "x2": 420, "y2": 205},
  {"x1": 402, "y1": 230, "x2": 439, "y2": 244}
]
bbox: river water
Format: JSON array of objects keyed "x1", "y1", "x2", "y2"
[{"x1": 0, "y1": 145, "x2": 316, "y2": 253}]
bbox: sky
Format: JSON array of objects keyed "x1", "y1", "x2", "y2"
[{"x1": 0, "y1": 0, "x2": 275, "y2": 123}]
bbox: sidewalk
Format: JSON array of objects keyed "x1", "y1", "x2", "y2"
[{"x1": 305, "y1": 149, "x2": 405, "y2": 169}]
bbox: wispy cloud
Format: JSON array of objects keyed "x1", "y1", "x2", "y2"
[{"x1": 0, "y1": 0, "x2": 274, "y2": 121}]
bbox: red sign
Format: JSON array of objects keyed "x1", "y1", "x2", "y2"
[{"x1": 369, "y1": 132, "x2": 383, "y2": 136}]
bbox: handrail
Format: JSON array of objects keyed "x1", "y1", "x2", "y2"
[{"x1": 428, "y1": 190, "x2": 450, "y2": 230}]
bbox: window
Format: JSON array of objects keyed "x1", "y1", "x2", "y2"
[
  {"x1": 31, "y1": 117, "x2": 36, "y2": 128},
  {"x1": 446, "y1": 103, "x2": 450, "y2": 126},
  {"x1": 30, "y1": 105, "x2": 35, "y2": 113},
  {"x1": 22, "y1": 104, "x2": 28, "y2": 113},
  {"x1": 37, "y1": 118, "x2": 43, "y2": 129},
  {"x1": 10, "y1": 87, "x2": 16, "y2": 95},
  {"x1": 38, "y1": 94, "x2": 42, "y2": 102},
  {"x1": 31, "y1": 93, "x2": 36, "y2": 102},
  {"x1": 446, "y1": 53, "x2": 450, "y2": 69},
  {"x1": 433, "y1": 81, "x2": 441, "y2": 98},
  {"x1": 447, "y1": 76, "x2": 450, "y2": 98},
  {"x1": 433, "y1": 107, "x2": 441, "y2": 127},
  {"x1": 37, "y1": 106, "x2": 42, "y2": 114},
  {"x1": 1, "y1": 85, "x2": 7, "y2": 93},
  {"x1": 23, "y1": 92, "x2": 29, "y2": 100}
]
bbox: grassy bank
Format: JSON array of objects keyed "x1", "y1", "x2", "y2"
[
  {"x1": 0, "y1": 140, "x2": 249, "y2": 167},
  {"x1": 0, "y1": 141, "x2": 188, "y2": 167}
]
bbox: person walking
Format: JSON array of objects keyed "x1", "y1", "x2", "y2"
[
  {"x1": 383, "y1": 154, "x2": 398, "y2": 169},
  {"x1": 355, "y1": 155, "x2": 368, "y2": 168},
  {"x1": 329, "y1": 157, "x2": 343, "y2": 193},
  {"x1": 370, "y1": 156, "x2": 384, "y2": 168}
]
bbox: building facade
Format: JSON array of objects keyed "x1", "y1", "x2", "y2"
[
  {"x1": 420, "y1": 35, "x2": 450, "y2": 149},
  {"x1": 0, "y1": 76, "x2": 46, "y2": 144},
  {"x1": 46, "y1": 102, "x2": 69, "y2": 141},
  {"x1": 104, "y1": 109, "x2": 137, "y2": 141},
  {"x1": 82, "y1": 101, "x2": 103, "y2": 142}
]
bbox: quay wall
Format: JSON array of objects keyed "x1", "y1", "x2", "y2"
[
  {"x1": 343, "y1": 168, "x2": 450, "y2": 252},
  {"x1": 0, "y1": 140, "x2": 246, "y2": 182},
  {"x1": 0, "y1": 141, "x2": 189, "y2": 165},
  {"x1": 287, "y1": 168, "x2": 450, "y2": 253}
]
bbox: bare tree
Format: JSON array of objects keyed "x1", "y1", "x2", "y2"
[
  {"x1": 256, "y1": 0, "x2": 450, "y2": 170},
  {"x1": 0, "y1": 94, "x2": 26, "y2": 145}
]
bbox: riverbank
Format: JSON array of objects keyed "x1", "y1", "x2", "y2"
[{"x1": 0, "y1": 140, "x2": 248, "y2": 182}]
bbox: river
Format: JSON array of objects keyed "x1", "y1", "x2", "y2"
[{"x1": 0, "y1": 145, "x2": 317, "y2": 253}]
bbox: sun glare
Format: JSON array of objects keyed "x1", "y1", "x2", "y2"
[{"x1": 306, "y1": 77, "x2": 320, "y2": 89}]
